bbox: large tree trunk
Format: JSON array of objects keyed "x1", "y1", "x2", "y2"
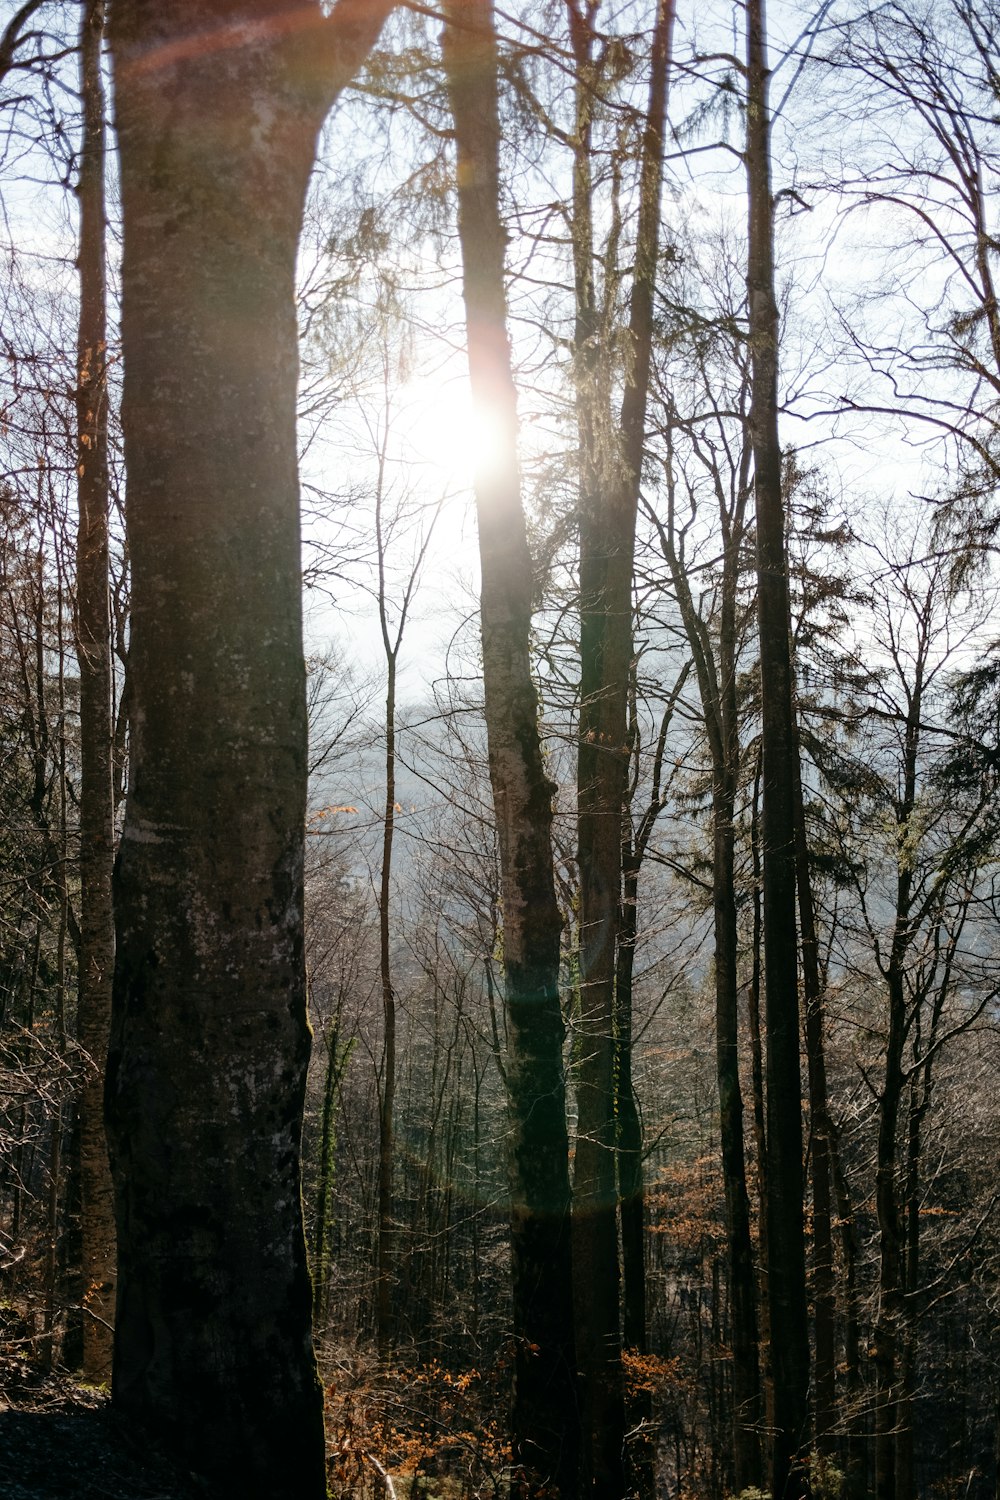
[
  {"x1": 569, "y1": 6, "x2": 672, "y2": 1492},
  {"x1": 107, "y1": 4, "x2": 394, "y2": 1492},
  {"x1": 75, "y1": 0, "x2": 116, "y2": 1383},
  {"x1": 442, "y1": 5, "x2": 578, "y2": 1494},
  {"x1": 744, "y1": 2, "x2": 811, "y2": 1493}
]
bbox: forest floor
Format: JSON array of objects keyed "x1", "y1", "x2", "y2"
[
  {"x1": 0, "y1": 1355, "x2": 204, "y2": 1500},
  {"x1": 0, "y1": 1342, "x2": 498, "y2": 1498}
]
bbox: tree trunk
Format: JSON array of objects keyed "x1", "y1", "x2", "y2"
[
  {"x1": 107, "y1": 4, "x2": 394, "y2": 1492},
  {"x1": 748, "y1": 754, "x2": 772, "y2": 1432},
  {"x1": 874, "y1": 976, "x2": 905, "y2": 1500},
  {"x1": 660, "y1": 444, "x2": 762, "y2": 1492},
  {"x1": 312, "y1": 1016, "x2": 351, "y2": 1329},
  {"x1": 616, "y1": 850, "x2": 654, "y2": 1500},
  {"x1": 442, "y1": 5, "x2": 578, "y2": 1493},
  {"x1": 616, "y1": 855, "x2": 646, "y2": 1358},
  {"x1": 744, "y1": 2, "x2": 811, "y2": 1492},
  {"x1": 376, "y1": 635, "x2": 397, "y2": 1358},
  {"x1": 569, "y1": 6, "x2": 672, "y2": 1492},
  {"x1": 792, "y1": 749, "x2": 836, "y2": 1457},
  {"x1": 567, "y1": 5, "x2": 627, "y2": 1485},
  {"x1": 875, "y1": 664, "x2": 923, "y2": 1500},
  {"x1": 829, "y1": 1114, "x2": 865, "y2": 1499},
  {"x1": 75, "y1": 0, "x2": 116, "y2": 1383}
]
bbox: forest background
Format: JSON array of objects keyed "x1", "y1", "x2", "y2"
[{"x1": 2, "y1": 2, "x2": 1000, "y2": 1499}]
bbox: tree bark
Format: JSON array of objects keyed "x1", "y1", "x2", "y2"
[
  {"x1": 569, "y1": 6, "x2": 672, "y2": 1492},
  {"x1": 442, "y1": 5, "x2": 578, "y2": 1494},
  {"x1": 107, "y1": 3, "x2": 394, "y2": 1491},
  {"x1": 75, "y1": 0, "x2": 116, "y2": 1384},
  {"x1": 744, "y1": 2, "x2": 811, "y2": 1492}
]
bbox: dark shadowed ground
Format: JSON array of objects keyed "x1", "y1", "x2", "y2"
[{"x1": 0, "y1": 1364, "x2": 204, "y2": 1500}]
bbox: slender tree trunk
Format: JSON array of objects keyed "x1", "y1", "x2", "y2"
[
  {"x1": 897, "y1": 1059, "x2": 931, "y2": 1500},
  {"x1": 615, "y1": 854, "x2": 645, "y2": 1357},
  {"x1": 874, "y1": 977, "x2": 905, "y2": 1500},
  {"x1": 616, "y1": 850, "x2": 654, "y2": 1500},
  {"x1": 875, "y1": 678, "x2": 922, "y2": 1500},
  {"x1": 442, "y1": 6, "x2": 578, "y2": 1493},
  {"x1": 44, "y1": 533, "x2": 71, "y2": 1369},
  {"x1": 376, "y1": 640, "x2": 397, "y2": 1358},
  {"x1": 744, "y1": 3, "x2": 811, "y2": 1487},
  {"x1": 106, "y1": 5, "x2": 394, "y2": 1491},
  {"x1": 616, "y1": 664, "x2": 687, "y2": 1500},
  {"x1": 75, "y1": 0, "x2": 116, "y2": 1382},
  {"x1": 748, "y1": 754, "x2": 771, "y2": 1395},
  {"x1": 43, "y1": 1104, "x2": 63, "y2": 1368},
  {"x1": 661, "y1": 459, "x2": 761, "y2": 1491},
  {"x1": 792, "y1": 750, "x2": 836, "y2": 1456},
  {"x1": 616, "y1": 661, "x2": 687, "y2": 1370},
  {"x1": 713, "y1": 770, "x2": 763, "y2": 1492},
  {"x1": 900, "y1": 955, "x2": 953, "y2": 1500},
  {"x1": 11, "y1": 929, "x2": 41, "y2": 1246},
  {"x1": 313, "y1": 1020, "x2": 350, "y2": 1328},
  {"x1": 371, "y1": 425, "x2": 438, "y2": 1355},
  {"x1": 829, "y1": 1115, "x2": 865, "y2": 1500}
]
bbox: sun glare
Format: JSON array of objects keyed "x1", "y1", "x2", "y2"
[{"x1": 395, "y1": 375, "x2": 510, "y2": 490}]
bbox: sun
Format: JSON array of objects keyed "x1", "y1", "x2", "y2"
[{"x1": 394, "y1": 372, "x2": 510, "y2": 491}]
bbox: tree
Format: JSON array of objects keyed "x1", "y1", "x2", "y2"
[
  {"x1": 106, "y1": 2, "x2": 396, "y2": 1492},
  {"x1": 443, "y1": 3, "x2": 579, "y2": 1492},
  {"x1": 649, "y1": 289, "x2": 763, "y2": 1489},
  {"x1": 744, "y1": 1, "x2": 811, "y2": 1492},
  {"x1": 75, "y1": 0, "x2": 116, "y2": 1383},
  {"x1": 567, "y1": 4, "x2": 673, "y2": 1494},
  {"x1": 371, "y1": 360, "x2": 442, "y2": 1359},
  {"x1": 830, "y1": 536, "x2": 1000, "y2": 1500},
  {"x1": 830, "y1": 0, "x2": 1000, "y2": 517}
]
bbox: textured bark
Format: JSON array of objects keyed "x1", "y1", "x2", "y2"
[
  {"x1": 442, "y1": 6, "x2": 578, "y2": 1494},
  {"x1": 568, "y1": 6, "x2": 672, "y2": 1493},
  {"x1": 75, "y1": 0, "x2": 116, "y2": 1383},
  {"x1": 107, "y1": 3, "x2": 394, "y2": 1493},
  {"x1": 744, "y1": 3, "x2": 811, "y2": 1493}
]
